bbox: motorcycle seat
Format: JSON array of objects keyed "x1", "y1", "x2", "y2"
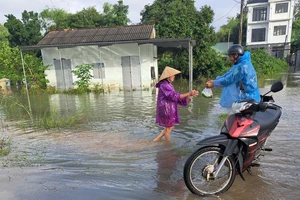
[{"x1": 254, "y1": 109, "x2": 282, "y2": 130}]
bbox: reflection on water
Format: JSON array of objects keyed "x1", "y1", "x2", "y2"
[{"x1": 0, "y1": 73, "x2": 300, "y2": 200}]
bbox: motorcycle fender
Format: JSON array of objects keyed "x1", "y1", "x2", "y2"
[{"x1": 197, "y1": 134, "x2": 230, "y2": 148}]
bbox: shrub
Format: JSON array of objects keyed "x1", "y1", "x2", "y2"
[
  {"x1": 72, "y1": 64, "x2": 93, "y2": 92},
  {"x1": 251, "y1": 49, "x2": 290, "y2": 78}
]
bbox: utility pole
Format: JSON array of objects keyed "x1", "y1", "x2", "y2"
[{"x1": 238, "y1": 0, "x2": 244, "y2": 45}]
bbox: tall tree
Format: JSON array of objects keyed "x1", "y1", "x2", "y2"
[
  {"x1": 21, "y1": 11, "x2": 43, "y2": 45},
  {"x1": 4, "y1": 11, "x2": 42, "y2": 47},
  {"x1": 141, "y1": 0, "x2": 223, "y2": 78},
  {"x1": 102, "y1": 0, "x2": 130, "y2": 26},
  {"x1": 39, "y1": 8, "x2": 71, "y2": 32},
  {"x1": 40, "y1": 1, "x2": 130, "y2": 31},
  {"x1": 0, "y1": 24, "x2": 9, "y2": 42},
  {"x1": 3, "y1": 14, "x2": 24, "y2": 47},
  {"x1": 112, "y1": 0, "x2": 130, "y2": 26},
  {"x1": 70, "y1": 7, "x2": 103, "y2": 28},
  {"x1": 217, "y1": 12, "x2": 247, "y2": 46}
]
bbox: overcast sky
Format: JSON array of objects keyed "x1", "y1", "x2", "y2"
[{"x1": 0, "y1": 0, "x2": 241, "y2": 31}]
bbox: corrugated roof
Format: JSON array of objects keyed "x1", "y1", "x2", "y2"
[
  {"x1": 37, "y1": 24, "x2": 155, "y2": 47},
  {"x1": 20, "y1": 38, "x2": 196, "y2": 51}
]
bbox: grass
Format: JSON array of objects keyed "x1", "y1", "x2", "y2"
[
  {"x1": 0, "y1": 137, "x2": 11, "y2": 157},
  {"x1": 0, "y1": 95, "x2": 88, "y2": 131},
  {"x1": 34, "y1": 108, "x2": 87, "y2": 130}
]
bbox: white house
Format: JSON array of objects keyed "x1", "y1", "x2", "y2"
[
  {"x1": 20, "y1": 24, "x2": 195, "y2": 91},
  {"x1": 35, "y1": 25, "x2": 158, "y2": 91},
  {"x1": 246, "y1": 0, "x2": 295, "y2": 58}
]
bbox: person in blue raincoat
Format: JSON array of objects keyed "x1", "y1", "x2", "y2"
[
  {"x1": 153, "y1": 66, "x2": 199, "y2": 142},
  {"x1": 206, "y1": 44, "x2": 260, "y2": 108}
]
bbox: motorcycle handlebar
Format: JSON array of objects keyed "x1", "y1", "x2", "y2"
[
  {"x1": 258, "y1": 102, "x2": 279, "y2": 111},
  {"x1": 266, "y1": 104, "x2": 279, "y2": 110}
]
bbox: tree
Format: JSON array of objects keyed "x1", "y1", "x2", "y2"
[
  {"x1": 39, "y1": 8, "x2": 71, "y2": 32},
  {"x1": 102, "y1": 1, "x2": 130, "y2": 26},
  {"x1": 0, "y1": 41, "x2": 48, "y2": 88},
  {"x1": 291, "y1": 0, "x2": 300, "y2": 52},
  {"x1": 4, "y1": 11, "x2": 42, "y2": 47},
  {"x1": 217, "y1": 12, "x2": 247, "y2": 46},
  {"x1": 69, "y1": 7, "x2": 103, "y2": 28},
  {"x1": 3, "y1": 14, "x2": 24, "y2": 47},
  {"x1": 217, "y1": 17, "x2": 239, "y2": 44},
  {"x1": 0, "y1": 24, "x2": 9, "y2": 42},
  {"x1": 112, "y1": 0, "x2": 130, "y2": 26},
  {"x1": 40, "y1": 1, "x2": 130, "y2": 31},
  {"x1": 21, "y1": 11, "x2": 43, "y2": 45},
  {"x1": 141, "y1": 0, "x2": 222, "y2": 79},
  {"x1": 0, "y1": 41, "x2": 23, "y2": 83}
]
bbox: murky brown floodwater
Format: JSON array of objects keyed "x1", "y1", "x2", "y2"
[{"x1": 0, "y1": 73, "x2": 299, "y2": 200}]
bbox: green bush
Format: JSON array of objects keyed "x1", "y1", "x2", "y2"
[
  {"x1": 251, "y1": 49, "x2": 290, "y2": 78},
  {"x1": 72, "y1": 64, "x2": 93, "y2": 92}
]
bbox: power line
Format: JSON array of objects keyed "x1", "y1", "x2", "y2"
[{"x1": 211, "y1": 2, "x2": 239, "y2": 26}]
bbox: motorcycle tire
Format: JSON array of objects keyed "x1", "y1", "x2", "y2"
[{"x1": 183, "y1": 146, "x2": 236, "y2": 196}]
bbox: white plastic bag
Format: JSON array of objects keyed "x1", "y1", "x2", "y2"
[{"x1": 201, "y1": 88, "x2": 213, "y2": 98}]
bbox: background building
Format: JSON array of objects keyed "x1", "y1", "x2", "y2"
[{"x1": 246, "y1": 0, "x2": 295, "y2": 58}]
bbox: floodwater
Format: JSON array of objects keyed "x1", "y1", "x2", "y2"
[{"x1": 0, "y1": 73, "x2": 299, "y2": 200}]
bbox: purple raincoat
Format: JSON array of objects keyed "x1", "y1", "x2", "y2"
[{"x1": 156, "y1": 80, "x2": 189, "y2": 128}]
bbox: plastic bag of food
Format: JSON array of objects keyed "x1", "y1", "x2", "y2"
[{"x1": 201, "y1": 88, "x2": 213, "y2": 98}]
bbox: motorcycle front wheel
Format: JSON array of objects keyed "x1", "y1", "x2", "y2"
[{"x1": 183, "y1": 146, "x2": 236, "y2": 196}]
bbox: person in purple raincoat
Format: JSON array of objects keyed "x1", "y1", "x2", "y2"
[{"x1": 153, "y1": 66, "x2": 199, "y2": 142}]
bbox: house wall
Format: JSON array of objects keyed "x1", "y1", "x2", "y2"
[
  {"x1": 246, "y1": 0, "x2": 294, "y2": 57},
  {"x1": 41, "y1": 43, "x2": 157, "y2": 91}
]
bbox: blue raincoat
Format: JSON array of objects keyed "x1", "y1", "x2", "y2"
[
  {"x1": 214, "y1": 51, "x2": 261, "y2": 108},
  {"x1": 156, "y1": 80, "x2": 189, "y2": 127}
]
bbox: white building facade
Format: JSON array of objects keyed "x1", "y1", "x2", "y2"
[
  {"x1": 41, "y1": 43, "x2": 158, "y2": 91},
  {"x1": 246, "y1": 0, "x2": 295, "y2": 57}
]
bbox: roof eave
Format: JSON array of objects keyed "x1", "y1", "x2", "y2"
[{"x1": 19, "y1": 38, "x2": 196, "y2": 51}]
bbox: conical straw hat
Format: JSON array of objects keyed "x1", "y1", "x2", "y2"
[{"x1": 158, "y1": 66, "x2": 181, "y2": 82}]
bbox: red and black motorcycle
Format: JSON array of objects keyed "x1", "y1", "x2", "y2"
[{"x1": 183, "y1": 81, "x2": 284, "y2": 196}]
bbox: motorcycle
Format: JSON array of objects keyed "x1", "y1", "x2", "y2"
[{"x1": 183, "y1": 81, "x2": 284, "y2": 196}]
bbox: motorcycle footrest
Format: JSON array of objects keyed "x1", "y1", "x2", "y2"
[
  {"x1": 262, "y1": 148, "x2": 272, "y2": 151},
  {"x1": 250, "y1": 163, "x2": 260, "y2": 167}
]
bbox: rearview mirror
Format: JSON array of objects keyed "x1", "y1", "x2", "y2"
[{"x1": 271, "y1": 81, "x2": 283, "y2": 93}]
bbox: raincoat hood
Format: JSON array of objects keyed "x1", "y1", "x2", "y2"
[{"x1": 238, "y1": 51, "x2": 251, "y2": 64}]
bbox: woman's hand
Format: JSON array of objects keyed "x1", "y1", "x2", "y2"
[{"x1": 190, "y1": 90, "x2": 199, "y2": 97}]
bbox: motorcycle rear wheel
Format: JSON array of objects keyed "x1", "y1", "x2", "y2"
[{"x1": 183, "y1": 146, "x2": 236, "y2": 196}]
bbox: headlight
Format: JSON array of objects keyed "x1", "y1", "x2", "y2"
[{"x1": 231, "y1": 102, "x2": 252, "y2": 113}]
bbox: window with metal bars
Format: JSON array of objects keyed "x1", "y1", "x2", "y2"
[
  {"x1": 252, "y1": 7, "x2": 267, "y2": 21},
  {"x1": 275, "y1": 3, "x2": 288, "y2": 13},
  {"x1": 251, "y1": 28, "x2": 266, "y2": 42},
  {"x1": 274, "y1": 25, "x2": 286, "y2": 36}
]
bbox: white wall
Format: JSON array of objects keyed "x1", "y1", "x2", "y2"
[
  {"x1": 41, "y1": 43, "x2": 157, "y2": 90},
  {"x1": 246, "y1": 23, "x2": 269, "y2": 45},
  {"x1": 247, "y1": 3, "x2": 270, "y2": 24},
  {"x1": 269, "y1": 21, "x2": 291, "y2": 43},
  {"x1": 246, "y1": 0, "x2": 294, "y2": 47},
  {"x1": 269, "y1": 2, "x2": 290, "y2": 21}
]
